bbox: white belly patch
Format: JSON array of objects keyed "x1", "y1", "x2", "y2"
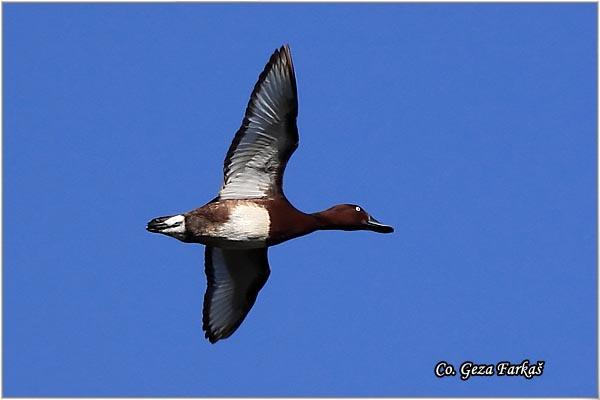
[{"x1": 215, "y1": 203, "x2": 270, "y2": 242}]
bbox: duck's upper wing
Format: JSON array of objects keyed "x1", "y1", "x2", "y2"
[
  {"x1": 218, "y1": 45, "x2": 299, "y2": 200},
  {"x1": 202, "y1": 246, "x2": 271, "y2": 343}
]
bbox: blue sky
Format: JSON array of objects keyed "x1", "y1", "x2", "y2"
[{"x1": 3, "y1": 3, "x2": 597, "y2": 397}]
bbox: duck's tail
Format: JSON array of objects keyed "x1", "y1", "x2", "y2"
[{"x1": 147, "y1": 214, "x2": 185, "y2": 235}]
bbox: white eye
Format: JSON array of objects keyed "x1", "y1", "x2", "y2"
[{"x1": 355, "y1": 206, "x2": 361, "y2": 212}]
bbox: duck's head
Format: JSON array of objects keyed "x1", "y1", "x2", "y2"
[{"x1": 319, "y1": 204, "x2": 394, "y2": 233}]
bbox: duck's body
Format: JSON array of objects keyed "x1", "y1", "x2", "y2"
[
  {"x1": 147, "y1": 45, "x2": 393, "y2": 343},
  {"x1": 150, "y1": 198, "x2": 303, "y2": 249}
]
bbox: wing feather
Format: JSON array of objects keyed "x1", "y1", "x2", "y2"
[
  {"x1": 219, "y1": 45, "x2": 298, "y2": 200},
  {"x1": 202, "y1": 247, "x2": 271, "y2": 343}
]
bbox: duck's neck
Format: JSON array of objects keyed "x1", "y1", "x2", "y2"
[
  {"x1": 266, "y1": 208, "x2": 331, "y2": 246},
  {"x1": 310, "y1": 209, "x2": 344, "y2": 231}
]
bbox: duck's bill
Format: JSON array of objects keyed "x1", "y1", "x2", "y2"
[{"x1": 365, "y1": 215, "x2": 394, "y2": 233}]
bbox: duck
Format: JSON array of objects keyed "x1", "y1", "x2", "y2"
[{"x1": 147, "y1": 45, "x2": 393, "y2": 343}]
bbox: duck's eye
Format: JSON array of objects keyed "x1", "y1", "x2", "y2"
[{"x1": 355, "y1": 206, "x2": 361, "y2": 212}]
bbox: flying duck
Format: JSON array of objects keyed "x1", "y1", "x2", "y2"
[{"x1": 147, "y1": 45, "x2": 393, "y2": 343}]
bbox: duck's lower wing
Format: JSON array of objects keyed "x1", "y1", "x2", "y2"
[{"x1": 202, "y1": 246, "x2": 271, "y2": 343}]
